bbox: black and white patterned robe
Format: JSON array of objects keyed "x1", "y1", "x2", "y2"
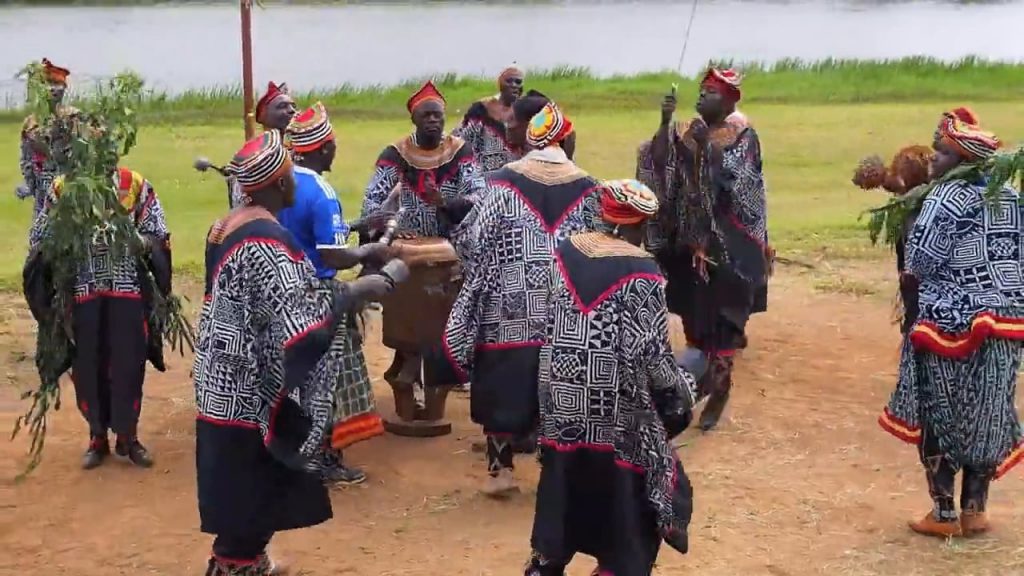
[
  {"x1": 881, "y1": 178, "x2": 1024, "y2": 478},
  {"x1": 453, "y1": 97, "x2": 522, "y2": 173},
  {"x1": 359, "y1": 134, "x2": 485, "y2": 239},
  {"x1": 529, "y1": 232, "x2": 696, "y2": 573},
  {"x1": 431, "y1": 149, "x2": 601, "y2": 436},
  {"x1": 648, "y1": 114, "x2": 769, "y2": 354},
  {"x1": 193, "y1": 208, "x2": 347, "y2": 537}
]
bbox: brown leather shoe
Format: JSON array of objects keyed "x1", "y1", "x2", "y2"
[
  {"x1": 961, "y1": 512, "x2": 991, "y2": 536},
  {"x1": 909, "y1": 513, "x2": 963, "y2": 538}
]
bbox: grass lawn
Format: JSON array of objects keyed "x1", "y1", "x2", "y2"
[{"x1": 0, "y1": 65, "x2": 1022, "y2": 287}]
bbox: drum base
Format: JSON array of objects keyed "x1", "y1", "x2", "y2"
[{"x1": 383, "y1": 414, "x2": 452, "y2": 437}]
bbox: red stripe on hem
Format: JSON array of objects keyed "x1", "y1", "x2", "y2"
[
  {"x1": 878, "y1": 408, "x2": 922, "y2": 445},
  {"x1": 910, "y1": 312, "x2": 1024, "y2": 359},
  {"x1": 995, "y1": 442, "x2": 1024, "y2": 480},
  {"x1": 196, "y1": 413, "x2": 260, "y2": 430},
  {"x1": 537, "y1": 437, "x2": 645, "y2": 474},
  {"x1": 74, "y1": 290, "x2": 142, "y2": 304}
]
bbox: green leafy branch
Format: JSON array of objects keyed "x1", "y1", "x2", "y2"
[
  {"x1": 12, "y1": 67, "x2": 194, "y2": 479},
  {"x1": 862, "y1": 146, "x2": 1024, "y2": 249}
]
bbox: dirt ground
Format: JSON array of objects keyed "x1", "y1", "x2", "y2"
[{"x1": 0, "y1": 262, "x2": 1021, "y2": 576}]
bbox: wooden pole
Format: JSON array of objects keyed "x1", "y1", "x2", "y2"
[{"x1": 241, "y1": 0, "x2": 255, "y2": 140}]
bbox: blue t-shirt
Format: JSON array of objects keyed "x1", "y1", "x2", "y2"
[{"x1": 278, "y1": 166, "x2": 350, "y2": 279}]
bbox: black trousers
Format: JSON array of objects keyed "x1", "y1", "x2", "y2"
[
  {"x1": 212, "y1": 532, "x2": 274, "y2": 563},
  {"x1": 919, "y1": 419, "x2": 994, "y2": 519},
  {"x1": 71, "y1": 296, "x2": 148, "y2": 438}
]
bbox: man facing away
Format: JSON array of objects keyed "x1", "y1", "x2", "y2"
[
  {"x1": 194, "y1": 131, "x2": 405, "y2": 575},
  {"x1": 431, "y1": 101, "x2": 601, "y2": 497}
]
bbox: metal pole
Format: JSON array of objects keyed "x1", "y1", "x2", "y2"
[{"x1": 241, "y1": 0, "x2": 255, "y2": 140}]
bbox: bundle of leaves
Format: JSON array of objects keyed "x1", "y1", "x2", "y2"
[
  {"x1": 12, "y1": 63, "x2": 194, "y2": 478},
  {"x1": 862, "y1": 146, "x2": 1024, "y2": 248}
]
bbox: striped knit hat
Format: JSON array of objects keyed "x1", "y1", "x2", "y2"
[
  {"x1": 287, "y1": 101, "x2": 334, "y2": 153},
  {"x1": 936, "y1": 108, "x2": 1001, "y2": 161},
  {"x1": 527, "y1": 102, "x2": 574, "y2": 149},
  {"x1": 600, "y1": 179, "x2": 659, "y2": 225},
  {"x1": 229, "y1": 131, "x2": 292, "y2": 193}
]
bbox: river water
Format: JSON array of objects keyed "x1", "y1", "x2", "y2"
[{"x1": 0, "y1": 0, "x2": 1022, "y2": 104}]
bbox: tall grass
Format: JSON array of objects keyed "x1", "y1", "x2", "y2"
[{"x1": 1, "y1": 58, "x2": 1021, "y2": 126}]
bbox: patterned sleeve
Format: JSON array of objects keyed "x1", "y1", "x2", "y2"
[
  {"x1": 451, "y1": 177, "x2": 504, "y2": 264},
  {"x1": 723, "y1": 128, "x2": 767, "y2": 245},
  {"x1": 453, "y1": 116, "x2": 482, "y2": 151},
  {"x1": 27, "y1": 184, "x2": 58, "y2": 251},
  {"x1": 250, "y1": 244, "x2": 338, "y2": 465},
  {"x1": 135, "y1": 180, "x2": 170, "y2": 240},
  {"x1": 437, "y1": 187, "x2": 508, "y2": 382},
  {"x1": 456, "y1": 153, "x2": 487, "y2": 202},
  {"x1": 360, "y1": 151, "x2": 399, "y2": 220},
  {"x1": 904, "y1": 182, "x2": 965, "y2": 280},
  {"x1": 639, "y1": 277, "x2": 697, "y2": 434}
]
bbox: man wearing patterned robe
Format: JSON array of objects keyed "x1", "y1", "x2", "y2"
[
  {"x1": 17, "y1": 58, "x2": 79, "y2": 220},
  {"x1": 526, "y1": 179, "x2": 696, "y2": 576},
  {"x1": 26, "y1": 166, "x2": 171, "y2": 469},
  {"x1": 453, "y1": 64, "x2": 526, "y2": 173},
  {"x1": 880, "y1": 111, "x2": 1023, "y2": 539},
  {"x1": 358, "y1": 80, "x2": 485, "y2": 408},
  {"x1": 431, "y1": 102, "x2": 601, "y2": 496},
  {"x1": 647, "y1": 68, "x2": 771, "y2": 431},
  {"x1": 281, "y1": 102, "x2": 385, "y2": 486},
  {"x1": 194, "y1": 131, "x2": 405, "y2": 575}
]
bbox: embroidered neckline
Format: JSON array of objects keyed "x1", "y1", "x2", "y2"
[
  {"x1": 208, "y1": 205, "x2": 276, "y2": 245},
  {"x1": 393, "y1": 134, "x2": 465, "y2": 170},
  {"x1": 570, "y1": 231, "x2": 652, "y2": 259},
  {"x1": 505, "y1": 155, "x2": 587, "y2": 186}
]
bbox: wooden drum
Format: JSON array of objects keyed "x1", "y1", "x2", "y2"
[{"x1": 380, "y1": 237, "x2": 462, "y2": 353}]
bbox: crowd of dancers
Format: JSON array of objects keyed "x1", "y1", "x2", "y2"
[{"x1": 16, "y1": 58, "x2": 1023, "y2": 575}]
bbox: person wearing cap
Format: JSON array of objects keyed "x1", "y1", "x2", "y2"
[
  {"x1": 255, "y1": 81, "x2": 297, "y2": 134},
  {"x1": 880, "y1": 110, "x2": 1023, "y2": 539},
  {"x1": 525, "y1": 179, "x2": 696, "y2": 576},
  {"x1": 453, "y1": 64, "x2": 526, "y2": 173},
  {"x1": 357, "y1": 80, "x2": 485, "y2": 418},
  {"x1": 193, "y1": 131, "x2": 406, "y2": 575},
  {"x1": 359, "y1": 80, "x2": 485, "y2": 240},
  {"x1": 280, "y1": 102, "x2": 384, "y2": 486},
  {"x1": 647, "y1": 67, "x2": 770, "y2": 432},
  {"x1": 26, "y1": 163, "x2": 171, "y2": 470},
  {"x1": 18, "y1": 58, "x2": 79, "y2": 219},
  {"x1": 430, "y1": 101, "x2": 601, "y2": 497}
]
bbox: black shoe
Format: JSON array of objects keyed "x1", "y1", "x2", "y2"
[
  {"x1": 323, "y1": 464, "x2": 367, "y2": 486},
  {"x1": 82, "y1": 436, "x2": 110, "y2": 470},
  {"x1": 115, "y1": 438, "x2": 154, "y2": 468}
]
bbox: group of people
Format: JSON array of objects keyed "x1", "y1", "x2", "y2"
[
  {"x1": 17, "y1": 54, "x2": 1021, "y2": 576},
  {"x1": 855, "y1": 108, "x2": 1024, "y2": 539}
]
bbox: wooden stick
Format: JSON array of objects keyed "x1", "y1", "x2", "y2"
[{"x1": 240, "y1": 0, "x2": 255, "y2": 140}]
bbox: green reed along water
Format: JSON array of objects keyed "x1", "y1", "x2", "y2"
[{"x1": 1, "y1": 58, "x2": 1021, "y2": 126}]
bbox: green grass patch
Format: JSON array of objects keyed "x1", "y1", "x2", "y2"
[
  {"x1": 1, "y1": 60, "x2": 1023, "y2": 286},
  {"x1": 2, "y1": 58, "x2": 1023, "y2": 126}
]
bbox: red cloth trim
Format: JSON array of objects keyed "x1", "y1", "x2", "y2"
[
  {"x1": 909, "y1": 312, "x2": 1024, "y2": 359},
  {"x1": 538, "y1": 437, "x2": 644, "y2": 474},
  {"x1": 74, "y1": 290, "x2": 142, "y2": 304},
  {"x1": 195, "y1": 414, "x2": 260, "y2": 430},
  {"x1": 331, "y1": 412, "x2": 385, "y2": 450},
  {"x1": 995, "y1": 442, "x2": 1024, "y2": 479},
  {"x1": 556, "y1": 253, "x2": 664, "y2": 315},
  {"x1": 494, "y1": 179, "x2": 595, "y2": 234},
  {"x1": 477, "y1": 340, "x2": 544, "y2": 351},
  {"x1": 877, "y1": 407, "x2": 922, "y2": 444}
]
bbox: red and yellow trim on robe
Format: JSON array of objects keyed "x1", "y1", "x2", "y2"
[
  {"x1": 330, "y1": 412, "x2": 384, "y2": 451},
  {"x1": 879, "y1": 408, "x2": 1023, "y2": 480},
  {"x1": 878, "y1": 408, "x2": 922, "y2": 444},
  {"x1": 910, "y1": 312, "x2": 1024, "y2": 360},
  {"x1": 995, "y1": 441, "x2": 1024, "y2": 479}
]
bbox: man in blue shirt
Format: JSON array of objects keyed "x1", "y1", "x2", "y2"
[{"x1": 280, "y1": 102, "x2": 386, "y2": 486}]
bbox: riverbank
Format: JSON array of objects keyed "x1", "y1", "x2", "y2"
[
  {"x1": 1, "y1": 58, "x2": 1022, "y2": 124},
  {"x1": 1, "y1": 61, "x2": 1023, "y2": 286},
  {"x1": 2, "y1": 99, "x2": 1022, "y2": 288}
]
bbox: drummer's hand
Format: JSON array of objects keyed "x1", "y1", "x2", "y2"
[
  {"x1": 394, "y1": 231, "x2": 417, "y2": 241},
  {"x1": 358, "y1": 242, "x2": 392, "y2": 266},
  {"x1": 348, "y1": 274, "x2": 395, "y2": 301},
  {"x1": 380, "y1": 258, "x2": 410, "y2": 285}
]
